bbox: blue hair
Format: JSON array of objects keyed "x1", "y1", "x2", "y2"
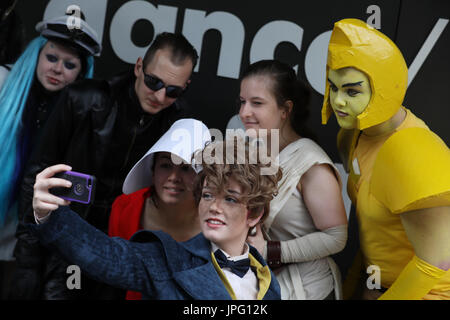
[{"x1": 0, "y1": 36, "x2": 94, "y2": 227}]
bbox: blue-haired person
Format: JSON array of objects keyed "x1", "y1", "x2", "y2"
[{"x1": 0, "y1": 15, "x2": 101, "y2": 266}]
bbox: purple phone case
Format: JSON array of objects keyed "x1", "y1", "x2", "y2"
[{"x1": 55, "y1": 171, "x2": 95, "y2": 204}]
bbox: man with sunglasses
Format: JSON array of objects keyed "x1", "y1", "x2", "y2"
[{"x1": 12, "y1": 32, "x2": 199, "y2": 299}]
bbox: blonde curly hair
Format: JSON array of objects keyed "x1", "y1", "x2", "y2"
[{"x1": 193, "y1": 137, "x2": 282, "y2": 222}]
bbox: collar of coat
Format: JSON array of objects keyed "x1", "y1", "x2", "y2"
[{"x1": 130, "y1": 230, "x2": 273, "y2": 300}]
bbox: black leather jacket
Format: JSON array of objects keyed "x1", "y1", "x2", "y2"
[{"x1": 10, "y1": 70, "x2": 193, "y2": 299}]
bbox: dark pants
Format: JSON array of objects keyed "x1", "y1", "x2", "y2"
[{"x1": 0, "y1": 260, "x2": 17, "y2": 299}]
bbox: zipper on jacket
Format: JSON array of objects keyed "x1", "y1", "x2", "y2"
[{"x1": 121, "y1": 120, "x2": 140, "y2": 171}]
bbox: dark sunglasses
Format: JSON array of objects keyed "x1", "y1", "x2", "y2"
[{"x1": 143, "y1": 72, "x2": 185, "y2": 98}]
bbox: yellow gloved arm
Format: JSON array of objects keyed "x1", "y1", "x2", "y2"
[
  {"x1": 380, "y1": 206, "x2": 450, "y2": 300},
  {"x1": 379, "y1": 255, "x2": 447, "y2": 300}
]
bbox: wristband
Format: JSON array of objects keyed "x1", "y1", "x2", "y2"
[
  {"x1": 34, "y1": 210, "x2": 52, "y2": 224},
  {"x1": 266, "y1": 240, "x2": 282, "y2": 270}
]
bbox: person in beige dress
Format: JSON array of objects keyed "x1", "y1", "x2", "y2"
[{"x1": 240, "y1": 60, "x2": 348, "y2": 299}]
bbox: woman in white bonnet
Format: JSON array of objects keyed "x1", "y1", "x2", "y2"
[{"x1": 108, "y1": 118, "x2": 211, "y2": 299}]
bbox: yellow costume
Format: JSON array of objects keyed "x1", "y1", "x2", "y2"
[{"x1": 322, "y1": 19, "x2": 450, "y2": 299}]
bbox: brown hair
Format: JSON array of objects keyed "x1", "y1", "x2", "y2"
[
  {"x1": 193, "y1": 137, "x2": 282, "y2": 223},
  {"x1": 240, "y1": 59, "x2": 317, "y2": 142},
  {"x1": 143, "y1": 32, "x2": 198, "y2": 70}
]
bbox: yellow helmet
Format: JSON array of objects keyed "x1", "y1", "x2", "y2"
[{"x1": 321, "y1": 19, "x2": 408, "y2": 130}]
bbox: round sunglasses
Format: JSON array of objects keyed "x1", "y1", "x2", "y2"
[{"x1": 143, "y1": 71, "x2": 185, "y2": 98}]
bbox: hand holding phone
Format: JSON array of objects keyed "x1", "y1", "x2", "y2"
[{"x1": 50, "y1": 171, "x2": 96, "y2": 204}]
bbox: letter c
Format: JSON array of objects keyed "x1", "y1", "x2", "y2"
[{"x1": 304, "y1": 30, "x2": 332, "y2": 95}]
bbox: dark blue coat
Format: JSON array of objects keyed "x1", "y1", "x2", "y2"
[{"x1": 29, "y1": 207, "x2": 281, "y2": 300}]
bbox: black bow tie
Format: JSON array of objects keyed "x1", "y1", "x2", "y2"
[{"x1": 214, "y1": 249, "x2": 250, "y2": 278}]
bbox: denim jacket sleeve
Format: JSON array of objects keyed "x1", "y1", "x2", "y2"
[{"x1": 27, "y1": 206, "x2": 166, "y2": 296}]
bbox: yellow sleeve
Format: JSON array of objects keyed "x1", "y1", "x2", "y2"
[
  {"x1": 370, "y1": 127, "x2": 450, "y2": 214},
  {"x1": 379, "y1": 255, "x2": 447, "y2": 300}
]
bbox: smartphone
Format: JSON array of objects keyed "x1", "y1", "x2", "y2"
[{"x1": 50, "y1": 171, "x2": 96, "y2": 204}]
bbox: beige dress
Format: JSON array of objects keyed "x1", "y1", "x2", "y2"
[{"x1": 264, "y1": 138, "x2": 343, "y2": 300}]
